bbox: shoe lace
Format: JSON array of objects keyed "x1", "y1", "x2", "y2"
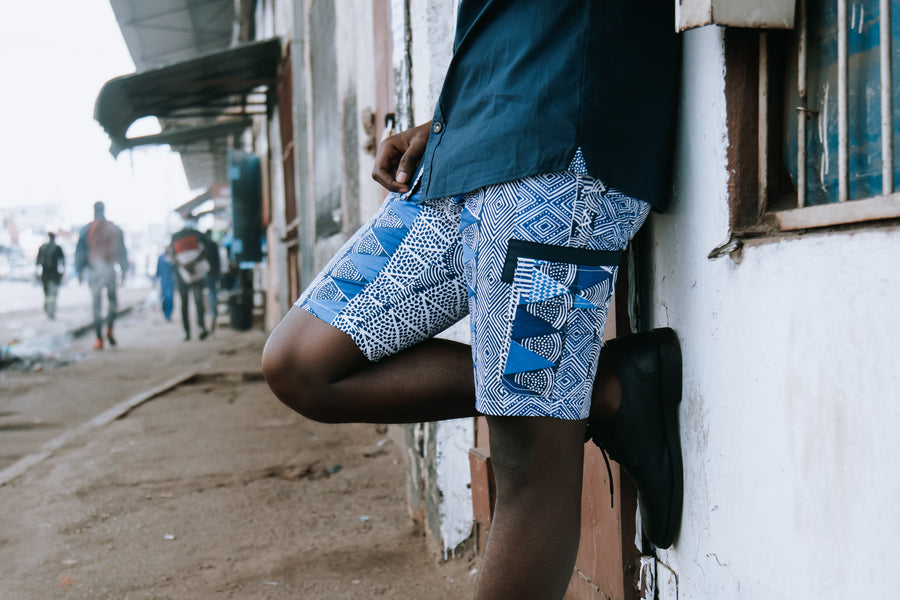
[{"x1": 586, "y1": 424, "x2": 615, "y2": 509}]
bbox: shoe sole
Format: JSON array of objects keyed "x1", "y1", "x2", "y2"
[{"x1": 653, "y1": 327, "x2": 683, "y2": 548}]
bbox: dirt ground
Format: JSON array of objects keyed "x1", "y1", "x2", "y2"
[{"x1": 0, "y1": 296, "x2": 478, "y2": 599}]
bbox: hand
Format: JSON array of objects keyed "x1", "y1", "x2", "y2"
[{"x1": 372, "y1": 121, "x2": 432, "y2": 193}]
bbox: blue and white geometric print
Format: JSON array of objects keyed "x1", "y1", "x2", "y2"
[
  {"x1": 295, "y1": 153, "x2": 650, "y2": 420},
  {"x1": 462, "y1": 160, "x2": 650, "y2": 420},
  {"x1": 296, "y1": 192, "x2": 469, "y2": 362}
]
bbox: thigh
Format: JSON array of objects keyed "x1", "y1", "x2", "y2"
[
  {"x1": 463, "y1": 170, "x2": 650, "y2": 420},
  {"x1": 265, "y1": 304, "x2": 371, "y2": 384},
  {"x1": 296, "y1": 192, "x2": 468, "y2": 362},
  {"x1": 89, "y1": 269, "x2": 105, "y2": 298}
]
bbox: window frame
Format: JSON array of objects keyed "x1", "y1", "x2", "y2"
[{"x1": 723, "y1": 0, "x2": 900, "y2": 239}]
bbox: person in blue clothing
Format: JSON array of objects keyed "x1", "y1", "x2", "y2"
[
  {"x1": 155, "y1": 250, "x2": 175, "y2": 322},
  {"x1": 263, "y1": 2, "x2": 683, "y2": 597}
]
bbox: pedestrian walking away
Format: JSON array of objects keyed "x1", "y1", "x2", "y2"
[
  {"x1": 263, "y1": 2, "x2": 683, "y2": 598},
  {"x1": 168, "y1": 221, "x2": 210, "y2": 341},
  {"x1": 75, "y1": 201, "x2": 128, "y2": 350},
  {"x1": 35, "y1": 231, "x2": 65, "y2": 319},
  {"x1": 203, "y1": 229, "x2": 221, "y2": 333}
]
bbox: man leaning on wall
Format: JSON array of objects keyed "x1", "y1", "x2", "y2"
[{"x1": 263, "y1": 1, "x2": 683, "y2": 598}]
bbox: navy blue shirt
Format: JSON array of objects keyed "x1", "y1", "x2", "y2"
[{"x1": 419, "y1": 0, "x2": 681, "y2": 212}]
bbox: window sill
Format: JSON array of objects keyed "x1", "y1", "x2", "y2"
[{"x1": 774, "y1": 193, "x2": 900, "y2": 231}]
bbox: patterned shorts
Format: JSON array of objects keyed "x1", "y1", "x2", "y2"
[{"x1": 296, "y1": 152, "x2": 650, "y2": 420}]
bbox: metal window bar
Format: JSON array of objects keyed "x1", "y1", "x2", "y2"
[
  {"x1": 837, "y1": 0, "x2": 849, "y2": 203},
  {"x1": 797, "y1": 0, "x2": 808, "y2": 208},
  {"x1": 795, "y1": 0, "x2": 893, "y2": 208},
  {"x1": 759, "y1": 32, "x2": 770, "y2": 215},
  {"x1": 881, "y1": 0, "x2": 894, "y2": 195}
]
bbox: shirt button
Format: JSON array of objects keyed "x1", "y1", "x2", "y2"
[{"x1": 432, "y1": 122, "x2": 443, "y2": 134}]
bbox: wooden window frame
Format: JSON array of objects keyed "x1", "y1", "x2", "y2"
[{"x1": 724, "y1": 0, "x2": 900, "y2": 242}]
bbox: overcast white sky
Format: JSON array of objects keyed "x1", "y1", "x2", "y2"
[{"x1": 0, "y1": 0, "x2": 195, "y2": 230}]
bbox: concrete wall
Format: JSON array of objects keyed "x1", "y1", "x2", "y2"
[
  {"x1": 260, "y1": 0, "x2": 474, "y2": 559},
  {"x1": 258, "y1": 0, "x2": 292, "y2": 329},
  {"x1": 644, "y1": 25, "x2": 900, "y2": 599},
  {"x1": 395, "y1": 0, "x2": 474, "y2": 558}
]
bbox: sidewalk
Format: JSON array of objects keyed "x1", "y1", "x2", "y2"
[{"x1": 0, "y1": 304, "x2": 476, "y2": 598}]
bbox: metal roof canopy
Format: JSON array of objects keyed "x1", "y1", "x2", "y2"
[
  {"x1": 94, "y1": 37, "x2": 281, "y2": 157},
  {"x1": 110, "y1": 0, "x2": 236, "y2": 71},
  {"x1": 174, "y1": 183, "x2": 231, "y2": 219}
]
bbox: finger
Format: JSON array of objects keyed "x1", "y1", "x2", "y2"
[
  {"x1": 373, "y1": 144, "x2": 409, "y2": 191},
  {"x1": 372, "y1": 166, "x2": 409, "y2": 193},
  {"x1": 395, "y1": 148, "x2": 424, "y2": 187}
]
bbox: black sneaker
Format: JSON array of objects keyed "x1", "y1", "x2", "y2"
[{"x1": 587, "y1": 327, "x2": 683, "y2": 549}]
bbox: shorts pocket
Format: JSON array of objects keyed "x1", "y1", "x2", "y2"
[
  {"x1": 499, "y1": 239, "x2": 622, "y2": 401},
  {"x1": 500, "y1": 239, "x2": 622, "y2": 284}
]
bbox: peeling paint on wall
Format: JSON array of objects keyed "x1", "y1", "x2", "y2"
[{"x1": 436, "y1": 419, "x2": 474, "y2": 557}]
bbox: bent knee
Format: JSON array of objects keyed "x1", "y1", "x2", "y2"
[
  {"x1": 261, "y1": 333, "x2": 333, "y2": 422},
  {"x1": 261, "y1": 307, "x2": 366, "y2": 423},
  {"x1": 260, "y1": 332, "x2": 299, "y2": 399}
]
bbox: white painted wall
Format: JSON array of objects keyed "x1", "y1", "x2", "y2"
[
  {"x1": 649, "y1": 25, "x2": 900, "y2": 598},
  {"x1": 403, "y1": 0, "x2": 474, "y2": 557}
]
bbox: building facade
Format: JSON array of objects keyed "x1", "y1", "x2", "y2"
[{"x1": 105, "y1": 1, "x2": 900, "y2": 598}]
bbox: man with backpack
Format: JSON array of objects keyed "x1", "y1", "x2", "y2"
[
  {"x1": 168, "y1": 219, "x2": 211, "y2": 341},
  {"x1": 75, "y1": 202, "x2": 128, "y2": 350}
]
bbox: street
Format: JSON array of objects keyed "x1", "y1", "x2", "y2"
[{"x1": 0, "y1": 282, "x2": 476, "y2": 598}]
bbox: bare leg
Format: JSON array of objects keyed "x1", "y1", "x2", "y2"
[
  {"x1": 263, "y1": 307, "x2": 623, "y2": 425},
  {"x1": 262, "y1": 307, "x2": 624, "y2": 599},
  {"x1": 262, "y1": 306, "x2": 479, "y2": 423},
  {"x1": 475, "y1": 416, "x2": 586, "y2": 600}
]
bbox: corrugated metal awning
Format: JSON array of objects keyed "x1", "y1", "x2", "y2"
[
  {"x1": 109, "y1": 0, "x2": 238, "y2": 71},
  {"x1": 94, "y1": 37, "x2": 281, "y2": 157},
  {"x1": 174, "y1": 183, "x2": 231, "y2": 219}
]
